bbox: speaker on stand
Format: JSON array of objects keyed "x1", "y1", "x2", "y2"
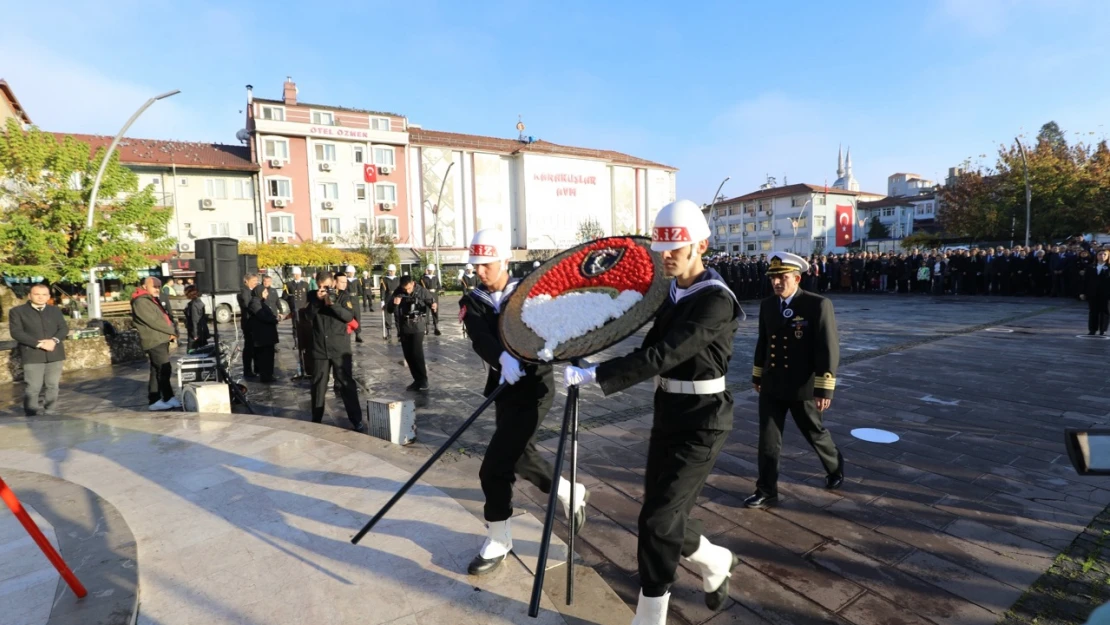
[{"x1": 193, "y1": 237, "x2": 253, "y2": 413}]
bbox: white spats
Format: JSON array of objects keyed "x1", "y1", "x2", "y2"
[
  {"x1": 555, "y1": 477, "x2": 588, "y2": 520},
  {"x1": 631, "y1": 590, "x2": 671, "y2": 625},
  {"x1": 479, "y1": 519, "x2": 513, "y2": 559},
  {"x1": 684, "y1": 535, "x2": 734, "y2": 592},
  {"x1": 521, "y1": 290, "x2": 643, "y2": 361}
]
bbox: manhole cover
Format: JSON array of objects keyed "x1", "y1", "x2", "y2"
[
  {"x1": 851, "y1": 428, "x2": 900, "y2": 444},
  {"x1": 984, "y1": 328, "x2": 1014, "y2": 333}
]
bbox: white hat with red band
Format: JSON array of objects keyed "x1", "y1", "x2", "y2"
[
  {"x1": 651, "y1": 199, "x2": 711, "y2": 252},
  {"x1": 468, "y1": 228, "x2": 512, "y2": 264}
]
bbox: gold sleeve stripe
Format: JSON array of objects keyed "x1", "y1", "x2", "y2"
[
  {"x1": 752, "y1": 366, "x2": 763, "y2": 377},
  {"x1": 814, "y1": 376, "x2": 837, "y2": 390}
]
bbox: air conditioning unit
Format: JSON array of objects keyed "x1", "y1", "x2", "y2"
[
  {"x1": 319, "y1": 163, "x2": 332, "y2": 172},
  {"x1": 378, "y1": 165, "x2": 392, "y2": 175},
  {"x1": 272, "y1": 236, "x2": 287, "y2": 244},
  {"x1": 178, "y1": 243, "x2": 192, "y2": 252},
  {"x1": 269, "y1": 159, "x2": 283, "y2": 168},
  {"x1": 772, "y1": 229, "x2": 780, "y2": 236},
  {"x1": 200, "y1": 198, "x2": 215, "y2": 210},
  {"x1": 322, "y1": 201, "x2": 335, "y2": 210},
  {"x1": 379, "y1": 201, "x2": 395, "y2": 211},
  {"x1": 321, "y1": 235, "x2": 335, "y2": 243},
  {"x1": 766, "y1": 209, "x2": 773, "y2": 216},
  {"x1": 272, "y1": 199, "x2": 287, "y2": 208}
]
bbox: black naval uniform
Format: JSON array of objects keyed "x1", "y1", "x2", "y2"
[
  {"x1": 284, "y1": 279, "x2": 309, "y2": 314},
  {"x1": 751, "y1": 289, "x2": 842, "y2": 500},
  {"x1": 236, "y1": 284, "x2": 256, "y2": 377},
  {"x1": 379, "y1": 274, "x2": 401, "y2": 338},
  {"x1": 346, "y1": 275, "x2": 364, "y2": 341},
  {"x1": 461, "y1": 279, "x2": 556, "y2": 522},
  {"x1": 594, "y1": 269, "x2": 742, "y2": 597},
  {"x1": 305, "y1": 289, "x2": 363, "y2": 427},
  {"x1": 385, "y1": 284, "x2": 434, "y2": 388},
  {"x1": 461, "y1": 272, "x2": 480, "y2": 295},
  {"x1": 1084, "y1": 261, "x2": 1110, "y2": 335},
  {"x1": 360, "y1": 276, "x2": 376, "y2": 311},
  {"x1": 420, "y1": 273, "x2": 442, "y2": 334}
]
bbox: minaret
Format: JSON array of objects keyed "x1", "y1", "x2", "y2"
[
  {"x1": 845, "y1": 147, "x2": 860, "y2": 192},
  {"x1": 836, "y1": 144, "x2": 845, "y2": 179}
]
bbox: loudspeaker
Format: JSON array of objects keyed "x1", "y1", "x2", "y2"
[
  {"x1": 239, "y1": 254, "x2": 258, "y2": 277},
  {"x1": 195, "y1": 238, "x2": 241, "y2": 293}
]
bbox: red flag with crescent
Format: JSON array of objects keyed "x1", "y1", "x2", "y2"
[{"x1": 836, "y1": 204, "x2": 854, "y2": 247}]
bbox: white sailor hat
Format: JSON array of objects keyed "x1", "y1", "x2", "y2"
[{"x1": 766, "y1": 251, "x2": 810, "y2": 275}]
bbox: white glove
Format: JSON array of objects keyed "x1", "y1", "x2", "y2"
[
  {"x1": 498, "y1": 351, "x2": 523, "y2": 385},
  {"x1": 564, "y1": 365, "x2": 597, "y2": 388}
]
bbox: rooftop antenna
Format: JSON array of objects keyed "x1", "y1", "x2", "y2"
[{"x1": 517, "y1": 115, "x2": 527, "y2": 142}]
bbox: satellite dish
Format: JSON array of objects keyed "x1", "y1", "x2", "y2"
[{"x1": 235, "y1": 129, "x2": 250, "y2": 144}]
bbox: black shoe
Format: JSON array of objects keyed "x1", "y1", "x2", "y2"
[
  {"x1": 384, "y1": 334, "x2": 391, "y2": 341},
  {"x1": 354, "y1": 422, "x2": 369, "y2": 434},
  {"x1": 743, "y1": 493, "x2": 779, "y2": 509},
  {"x1": 243, "y1": 373, "x2": 258, "y2": 379},
  {"x1": 356, "y1": 336, "x2": 364, "y2": 343},
  {"x1": 259, "y1": 377, "x2": 275, "y2": 384},
  {"x1": 434, "y1": 329, "x2": 442, "y2": 336},
  {"x1": 467, "y1": 553, "x2": 507, "y2": 576},
  {"x1": 706, "y1": 554, "x2": 740, "y2": 611},
  {"x1": 417, "y1": 381, "x2": 430, "y2": 391},
  {"x1": 826, "y1": 473, "x2": 844, "y2": 490},
  {"x1": 405, "y1": 381, "x2": 420, "y2": 391}
]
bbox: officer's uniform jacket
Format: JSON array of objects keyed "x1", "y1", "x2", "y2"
[
  {"x1": 305, "y1": 290, "x2": 355, "y2": 360},
  {"x1": 420, "y1": 274, "x2": 442, "y2": 301},
  {"x1": 461, "y1": 279, "x2": 553, "y2": 398},
  {"x1": 347, "y1": 276, "x2": 362, "y2": 301},
  {"x1": 360, "y1": 277, "x2": 375, "y2": 303},
  {"x1": 284, "y1": 279, "x2": 309, "y2": 312},
  {"x1": 461, "y1": 273, "x2": 480, "y2": 294},
  {"x1": 380, "y1": 275, "x2": 401, "y2": 301},
  {"x1": 596, "y1": 269, "x2": 742, "y2": 433},
  {"x1": 751, "y1": 289, "x2": 839, "y2": 401}
]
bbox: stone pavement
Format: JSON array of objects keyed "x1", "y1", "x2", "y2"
[
  {"x1": 2, "y1": 293, "x2": 1109, "y2": 624},
  {"x1": 0, "y1": 497, "x2": 59, "y2": 625}
]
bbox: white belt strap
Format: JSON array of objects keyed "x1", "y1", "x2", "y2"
[{"x1": 655, "y1": 376, "x2": 726, "y2": 395}]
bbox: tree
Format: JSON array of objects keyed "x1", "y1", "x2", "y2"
[
  {"x1": 238, "y1": 241, "x2": 367, "y2": 270},
  {"x1": 0, "y1": 119, "x2": 175, "y2": 282},
  {"x1": 867, "y1": 215, "x2": 890, "y2": 239},
  {"x1": 1037, "y1": 121, "x2": 1067, "y2": 155},
  {"x1": 901, "y1": 232, "x2": 940, "y2": 250},
  {"x1": 576, "y1": 217, "x2": 605, "y2": 243}
]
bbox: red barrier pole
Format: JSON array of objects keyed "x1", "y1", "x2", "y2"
[{"x1": 0, "y1": 477, "x2": 87, "y2": 598}]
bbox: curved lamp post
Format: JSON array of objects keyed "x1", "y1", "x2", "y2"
[
  {"x1": 1015, "y1": 137, "x2": 1031, "y2": 248},
  {"x1": 790, "y1": 199, "x2": 812, "y2": 254},
  {"x1": 708, "y1": 176, "x2": 730, "y2": 253},
  {"x1": 431, "y1": 160, "x2": 455, "y2": 273},
  {"x1": 85, "y1": 89, "x2": 180, "y2": 319}
]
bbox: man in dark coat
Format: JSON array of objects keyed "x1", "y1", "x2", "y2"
[
  {"x1": 183, "y1": 285, "x2": 210, "y2": 351},
  {"x1": 747, "y1": 252, "x2": 843, "y2": 509},
  {"x1": 9, "y1": 283, "x2": 68, "y2": 416},
  {"x1": 343, "y1": 265, "x2": 365, "y2": 343},
  {"x1": 237, "y1": 273, "x2": 259, "y2": 378},
  {"x1": 283, "y1": 267, "x2": 310, "y2": 313},
  {"x1": 460, "y1": 228, "x2": 588, "y2": 578},
  {"x1": 379, "y1": 264, "x2": 401, "y2": 341},
  {"x1": 306, "y1": 271, "x2": 366, "y2": 431},
  {"x1": 132, "y1": 277, "x2": 179, "y2": 410},
  {"x1": 1083, "y1": 248, "x2": 1110, "y2": 335},
  {"x1": 385, "y1": 276, "x2": 435, "y2": 390},
  {"x1": 248, "y1": 283, "x2": 279, "y2": 383},
  {"x1": 360, "y1": 271, "x2": 376, "y2": 312},
  {"x1": 566, "y1": 200, "x2": 744, "y2": 623}
]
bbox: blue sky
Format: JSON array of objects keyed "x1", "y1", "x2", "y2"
[{"x1": 3, "y1": 0, "x2": 1108, "y2": 202}]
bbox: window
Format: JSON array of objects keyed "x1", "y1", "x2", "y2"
[
  {"x1": 231, "y1": 179, "x2": 254, "y2": 200},
  {"x1": 759, "y1": 220, "x2": 771, "y2": 231},
  {"x1": 317, "y1": 182, "x2": 339, "y2": 200},
  {"x1": 376, "y1": 216, "x2": 399, "y2": 237},
  {"x1": 208, "y1": 222, "x2": 230, "y2": 236},
  {"x1": 151, "y1": 177, "x2": 161, "y2": 186},
  {"x1": 355, "y1": 183, "x2": 368, "y2": 201},
  {"x1": 270, "y1": 215, "x2": 293, "y2": 233},
  {"x1": 312, "y1": 111, "x2": 334, "y2": 126},
  {"x1": 371, "y1": 117, "x2": 391, "y2": 131},
  {"x1": 260, "y1": 106, "x2": 285, "y2": 121},
  {"x1": 791, "y1": 196, "x2": 807, "y2": 207},
  {"x1": 746, "y1": 243, "x2": 756, "y2": 252},
  {"x1": 357, "y1": 218, "x2": 370, "y2": 234},
  {"x1": 373, "y1": 147, "x2": 395, "y2": 166},
  {"x1": 813, "y1": 216, "x2": 827, "y2": 228},
  {"x1": 263, "y1": 138, "x2": 289, "y2": 160},
  {"x1": 745, "y1": 222, "x2": 756, "y2": 233},
  {"x1": 267, "y1": 178, "x2": 292, "y2": 198},
  {"x1": 241, "y1": 222, "x2": 255, "y2": 237},
  {"x1": 716, "y1": 207, "x2": 727, "y2": 217},
  {"x1": 728, "y1": 206, "x2": 738, "y2": 216},
  {"x1": 732, "y1": 245, "x2": 740, "y2": 252},
  {"x1": 205, "y1": 178, "x2": 227, "y2": 199},
  {"x1": 716, "y1": 225, "x2": 726, "y2": 235},
  {"x1": 760, "y1": 240, "x2": 772, "y2": 251},
  {"x1": 816, "y1": 196, "x2": 827, "y2": 205},
  {"x1": 314, "y1": 143, "x2": 337, "y2": 161},
  {"x1": 375, "y1": 183, "x2": 397, "y2": 203},
  {"x1": 353, "y1": 146, "x2": 364, "y2": 163},
  {"x1": 758, "y1": 201, "x2": 772, "y2": 213},
  {"x1": 730, "y1": 224, "x2": 741, "y2": 234},
  {"x1": 320, "y1": 218, "x2": 340, "y2": 234}
]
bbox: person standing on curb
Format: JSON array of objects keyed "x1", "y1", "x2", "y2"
[{"x1": 9, "y1": 283, "x2": 68, "y2": 416}]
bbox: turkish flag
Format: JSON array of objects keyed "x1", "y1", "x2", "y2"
[
  {"x1": 363, "y1": 164, "x2": 377, "y2": 183},
  {"x1": 835, "y1": 204, "x2": 854, "y2": 247}
]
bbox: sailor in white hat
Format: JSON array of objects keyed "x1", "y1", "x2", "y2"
[
  {"x1": 344, "y1": 265, "x2": 364, "y2": 343},
  {"x1": 379, "y1": 264, "x2": 401, "y2": 341},
  {"x1": 420, "y1": 264, "x2": 442, "y2": 336}
]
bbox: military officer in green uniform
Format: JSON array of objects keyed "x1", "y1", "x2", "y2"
[{"x1": 745, "y1": 252, "x2": 844, "y2": 510}]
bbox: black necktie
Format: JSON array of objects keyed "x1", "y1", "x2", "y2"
[{"x1": 781, "y1": 299, "x2": 787, "y2": 314}]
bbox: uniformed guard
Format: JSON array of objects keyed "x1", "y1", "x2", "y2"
[
  {"x1": 385, "y1": 276, "x2": 435, "y2": 390},
  {"x1": 284, "y1": 266, "x2": 309, "y2": 313},
  {"x1": 360, "y1": 271, "x2": 376, "y2": 312},
  {"x1": 461, "y1": 228, "x2": 589, "y2": 576},
  {"x1": 565, "y1": 200, "x2": 744, "y2": 625},
  {"x1": 420, "y1": 264, "x2": 442, "y2": 336},
  {"x1": 379, "y1": 264, "x2": 401, "y2": 341},
  {"x1": 745, "y1": 252, "x2": 844, "y2": 511},
  {"x1": 344, "y1": 265, "x2": 365, "y2": 343},
  {"x1": 461, "y1": 263, "x2": 480, "y2": 295},
  {"x1": 305, "y1": 271, "x2": 366, "y2": 431}
]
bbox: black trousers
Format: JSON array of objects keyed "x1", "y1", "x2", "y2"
[
  {"x1": 756, "y1": 392, "x2": 841, "y2": 498},
  {"x1": 254, "y1": 345, "x2": 275, "y2": 382},
  {"x1": 362, "y1": 296, "x2": 373, "y2": 312},
  {"x1": 479, "y1": 384, "x2": 555, "y2": 522},
  {"x1": 311, "y1": 353, "x2": 363, "y2": 427},
  {"x1": 241, "y1": 326, "x2": 255, "y2": 375},
  {"x1": 350, "y1": 298, "x2": 362, "y2": 337},
  {"x1": 1089, "y1": 297, "x2": 1110, "y2": 334},
  {"x1": 399, "y1": 332, "x2": 427, "y2": 384},
  {"x1": 639, "y1": 428, "x2": 728, "y2": 597},
  {"x1": 146, "y1": 343, "x2": 174, "y2": 403}
]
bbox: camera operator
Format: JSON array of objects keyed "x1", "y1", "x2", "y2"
[
  {"x1": 385, "y1": 276, "x2": 436, "y2": 391},
  {"x1": 306, "y1": 271, "x2": 366, "y2": 432}
]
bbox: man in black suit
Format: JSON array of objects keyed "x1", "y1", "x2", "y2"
[
  {"x1": 237, "y1": 273, "x2": 259, "y2": 378},
  {"x1": 747, "y1": 252, "x2": 844, "y2": 510},
  {"x1": 306, "y1": 271, "x2": 366, "y2": 431},
  {"x1": 1083, "y1": 248, "x2": 1110, "y2": 335},
  {"x1": 9, "y1": 284, "x2": 67, "y2": 416}
]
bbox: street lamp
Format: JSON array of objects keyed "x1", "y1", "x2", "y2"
[
  {"x1": 85, "y1": 89, "x2": 180, "y2": 319},
  {"x1": 431, "y1": 160, "x2": 455, "y2": 273},
  {"x1": 708, "y1": 176, "x2": 730, "y2": 253},
  {"x1": 790, "y1": 199, "x2": 813, "y2": 255},
  {"x1": 1015, "y1": 137, "x2": 1031, "y2": 248}
]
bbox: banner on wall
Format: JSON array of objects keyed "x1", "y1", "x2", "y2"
[{"x1": 835, "y1": 204, "x2": 854, "y2": 247}]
